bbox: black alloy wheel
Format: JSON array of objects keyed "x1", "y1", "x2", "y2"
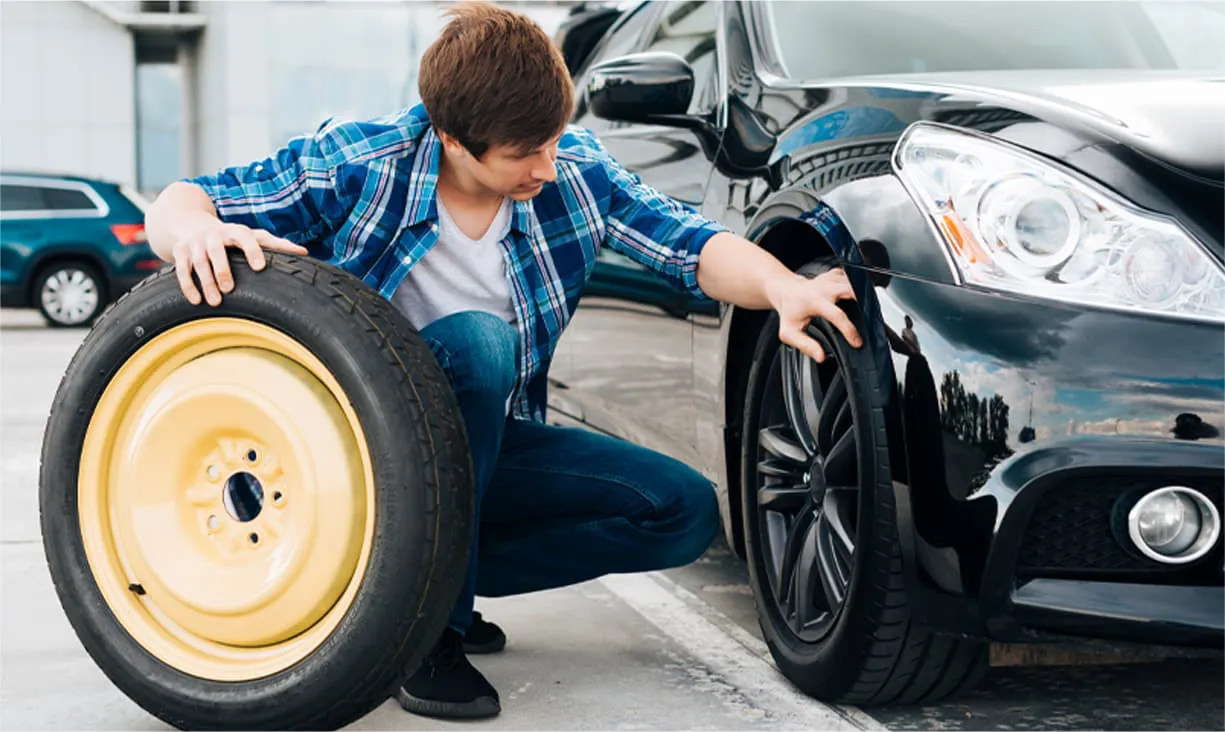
[
  {"x1": 740, "y1": 258, "x2": 988, "y2": 706},
  {"x1": 755, "y1": 325, "x2": 858, "y2": 643}
]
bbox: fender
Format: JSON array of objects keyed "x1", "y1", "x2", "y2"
[{"x1": 25, "y1": 245, "x2": 113, "y2": 297}]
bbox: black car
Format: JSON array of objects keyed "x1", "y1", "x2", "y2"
[{"x1": 551, "y1": 0, "x2": 1225, "y2": 706}]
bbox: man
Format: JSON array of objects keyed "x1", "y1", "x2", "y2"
[
  {"x1": 145, "y1": 1, "x2": 861, "y2": 721},
  {"x1": 902, "y1": 314, "x2": 922, "y2": 355}
]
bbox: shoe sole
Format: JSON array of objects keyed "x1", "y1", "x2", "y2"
[
  {"x1": 396, "y1": 688, "x2": 501, "y2": 720},
  {"x1": 463, "y1": 637, "x2": 506, "y2": 655}
]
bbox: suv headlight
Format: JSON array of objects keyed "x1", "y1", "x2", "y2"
[{"x1": 893, "y1": 123, "x2": 1225, "y2": 323}]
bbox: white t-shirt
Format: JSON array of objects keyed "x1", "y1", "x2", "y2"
[{"x1": 391, "y1": 195, "x2": 516, "y2": 331}]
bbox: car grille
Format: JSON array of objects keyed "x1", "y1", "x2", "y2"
[{"x1": 1016, "y1": 476, "x2": 1224, "y2": 585}]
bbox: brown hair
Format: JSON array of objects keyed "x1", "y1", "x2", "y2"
[{"x1": 419, "y1": 1, "x2": 574, "y2": 159}]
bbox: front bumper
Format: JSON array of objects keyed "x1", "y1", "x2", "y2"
[
  {"x1": 866, "y1": 271, "x2": 1225, "y2": 648},
  {"x1": 1011, "y1": 579, "x2": 1223, "y2": 647},
  {"x1": 974, "y1": 439, "x2": 1224, "y2": 647}
]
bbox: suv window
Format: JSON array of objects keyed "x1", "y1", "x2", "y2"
[
  {"x1": 0, "y1": 184, "x2": 46, "y2": 212},
  {"x1": 0, "y1": 182, "x2": 101, "y2": 215},
  {"x1": 42, "y1": 187, "x2": 96, "y2": 211},
  {"x1": 640, "y1": 1, "x2": 719, "y2": 114}
]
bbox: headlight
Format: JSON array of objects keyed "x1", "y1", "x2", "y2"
[{"x1": 893, "y1": 123, "x2": 1225, "y2": 323}]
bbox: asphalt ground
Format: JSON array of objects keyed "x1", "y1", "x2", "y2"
[{"x1": 2, "y1": 308, "x2": 1221, "y2": 731}]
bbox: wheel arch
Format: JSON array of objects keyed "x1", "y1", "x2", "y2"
[{"x1": 27, "y1": 249, "x2": 112, "y2": 303}]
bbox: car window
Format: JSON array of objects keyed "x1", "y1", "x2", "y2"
[
  {"x1": 1, "y1": 181, "x2": 102, "y2": 216},
  {"x1": 0, "y1": 184, "x2": 46, "y2": 212},
  {"x1": 42, "y1": 187, "x2": 97, "y2": 211},
  {"x1": 641, "y1": 1, "x2": 719, "y2": 114},
  {"x1": 762, "y1": 1, "x2": 1225, "y2": 79}
]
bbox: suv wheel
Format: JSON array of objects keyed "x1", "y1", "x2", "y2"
[{"x1": 34, "y1": 261, "x2": 105, "y2": 327}]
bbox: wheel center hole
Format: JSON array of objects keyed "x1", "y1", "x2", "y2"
[{"x1": 223, "y1": 472, "x2": 264, "y2": 522}]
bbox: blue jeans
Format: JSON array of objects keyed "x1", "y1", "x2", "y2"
[{"x1": 419, "y1": 310, "x2": 720, "y2": 634}]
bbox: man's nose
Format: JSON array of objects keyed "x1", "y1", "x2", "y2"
[{"x1": 532, "y1": 149, "x2": 558, "y2": 182}]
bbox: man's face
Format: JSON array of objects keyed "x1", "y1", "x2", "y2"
[{"x1": 444, "y1": 131, "x2": 562, "y2": 202}]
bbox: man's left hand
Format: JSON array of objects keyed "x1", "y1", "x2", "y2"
[{"x1": 770, "y1": 269, "x2": 862, "y2": 363}]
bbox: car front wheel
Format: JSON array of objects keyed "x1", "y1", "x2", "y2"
[{"x1": 739, "y1": 258, "x2": 987, "y2": 706}]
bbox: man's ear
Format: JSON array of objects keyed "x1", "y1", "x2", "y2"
[{"x1": 436, "y1": 130, "x2": 462, "y2": 154}]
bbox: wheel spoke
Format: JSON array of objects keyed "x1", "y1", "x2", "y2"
[
  {"x1": 822, "y1": 428, "x2": 856, "y2": 485},
  {"x1": 758, "y1": 485, "x2": 809, "y2": 512},
  {"x1": 757, "y1": 458, "x2": 795, "y2": 479},
  {"x1": 815, "y1": 371, "x2": 846, "y2": 454},
  {"x1": 776, "y1": 508, "x2": 814, "y2": 608},
  {"x1": 759, "y1": 426, "x2": 807, "y2": 466},
  {"x1": 781, "y1": 349, "x2": 819, "y2": 455},
  {"x1": 784, "y1": 350, "x2": 823, "y2": 460},
  {"x1": 792, "y1": 518, "x2": 821, "y2": 628},
  {"x1": 832, "y1": 400, "x2": 852, "y2": 444},
  {"x1": 822, "y1": 490, "x2": 855, "y2": 568},
  {"x1": 814, "y1": 512, "x2": 847, "y2": 607}
]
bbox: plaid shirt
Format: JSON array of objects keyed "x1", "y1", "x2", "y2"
[{"x1": 187, "y1": 104, "x2": 728, "y2": 422}]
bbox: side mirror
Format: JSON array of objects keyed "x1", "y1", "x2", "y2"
[{"x1": 585, "y1": 51, "x2": 702, "y2": 128}]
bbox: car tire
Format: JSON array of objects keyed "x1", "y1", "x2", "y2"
[
  {"x1": 39, "y1": 251, "x2": 474, "y2": 730},
  {"x1": 739, "y1": 258, "x2": 987, "y2": 706},
  {"x1": 33, "y1": 259, "x2": 106, "y2": 328}
]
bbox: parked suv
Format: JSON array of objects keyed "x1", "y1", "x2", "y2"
[{"x1": 1, "y1": 171, "x2": 162, "y2": 327}]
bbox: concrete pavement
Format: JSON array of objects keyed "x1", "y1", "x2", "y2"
[
  {"x1": 2, "y1": 307, "x2": 1221, "y2": 731},
  {"x1": 0, "y1": 308, "x2": 871, "y2": 731}
]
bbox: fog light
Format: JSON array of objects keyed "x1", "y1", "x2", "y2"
[{"x1": 1128, "y1": 486, "x2": 1220, "y2": 564}]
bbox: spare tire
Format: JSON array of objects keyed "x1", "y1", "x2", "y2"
[{"x1": 39, "y1": 252, "x2": 474, "y2": 730}]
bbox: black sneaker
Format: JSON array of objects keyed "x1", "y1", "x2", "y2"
[
  {"x1": 396, "y1": 628, "x2": 500, "y2": 719},
  {"x1": 463, "y1": 612, "x2": 506, "y2": 654}
]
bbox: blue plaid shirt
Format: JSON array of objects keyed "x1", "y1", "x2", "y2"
[{"x1": 187, "y1": 104, "x2": 728, "y2": 422}]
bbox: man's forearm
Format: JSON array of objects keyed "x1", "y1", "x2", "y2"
[
  {"x1": 146, "y1": 182, "x2": 223, "y2": 261},
  {"x1": 695, "y1": 232, "x2": 803, "y2": 310}
]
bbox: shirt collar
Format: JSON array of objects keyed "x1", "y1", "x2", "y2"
[
  {"x1": 405, "y1": 124, "x2": 537, "y2": 237},
  {"x1": 404, "y1": 126, "x2": 440, "y2": 228}
]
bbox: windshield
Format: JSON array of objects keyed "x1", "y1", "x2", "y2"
[{"x1": 762, "y1": 1, "x2": 1225, "y2": 81}]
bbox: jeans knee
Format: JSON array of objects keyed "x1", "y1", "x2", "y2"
[
  {"x1": 423, "y1": 310, "x2": 518, "y2": 399},
  {"x1": 652, "y1": 468, "x2": 721, "y2": 568}
]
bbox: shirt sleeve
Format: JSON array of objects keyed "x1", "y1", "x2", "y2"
[
  {"x1": 183, "y1": 119, "x2": 356, "y2": 247},
  {"x1": 587, "y1": 132, "x2": 729, "y2": 300}
]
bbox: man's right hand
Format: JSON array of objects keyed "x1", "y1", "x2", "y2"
[{"x1": 172, "y1": 222, "x2": 309, "y2": 306}]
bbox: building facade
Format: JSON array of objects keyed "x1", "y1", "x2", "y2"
[{"x1": 1, "y1": 0, "x2": 578, "y2": 197}]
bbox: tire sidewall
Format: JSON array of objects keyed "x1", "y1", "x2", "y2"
[{"x1": 40, "y1": 254, "x2": 472, "y2": 728}]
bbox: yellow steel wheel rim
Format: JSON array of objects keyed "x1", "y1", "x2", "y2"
[{"x1": 78, "y1": 317, "x2": 377, "y2": 681}]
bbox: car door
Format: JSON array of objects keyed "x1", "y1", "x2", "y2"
[
  {"x1": 0, "y1": 182, "x2": 50, "y2": 296},
  {"x1": 550, "y1": 0, "x2": 724, "y2": 468}
]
